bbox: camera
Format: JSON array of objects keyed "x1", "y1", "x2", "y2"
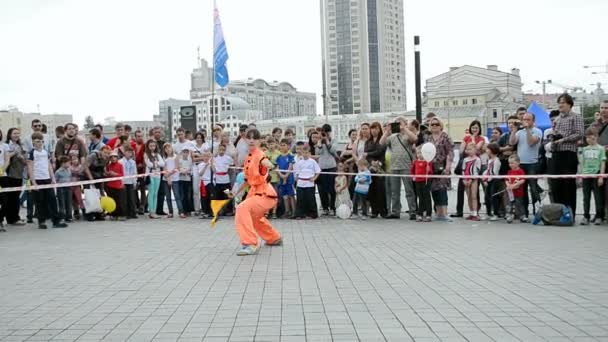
[
  {"x1": 390, "y1": 122, "x2": 400, "y2": 134},
  {"x1": 551, "y1": 133, "x2": 563, "y2": 141}
]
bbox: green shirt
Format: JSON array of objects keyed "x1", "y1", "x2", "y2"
[
  {"x1": 580, "y1": 144, "x2": 606, "y2": 174},
  {"x1": 266, "y1": 150, "x2": 281, "y2": 183}
]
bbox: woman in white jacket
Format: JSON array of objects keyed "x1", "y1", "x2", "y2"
[{"x1": 144, "y1": 140, "x2": 165, "y2": 219}]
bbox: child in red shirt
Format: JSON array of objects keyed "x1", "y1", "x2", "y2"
[
  {"x1": 411, "y1": 147, "x2": 434, "y2": 222},
  {"x1": 506, "y1": 154, "x2": 526, "y2": 223},
  {"x1": 105, "y1": 151, "x2": 127, "y2": 220}
]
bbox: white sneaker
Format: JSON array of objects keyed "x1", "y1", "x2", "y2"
[{"x1": 489, "y1": 216, "x2": 498, "y2": 222}]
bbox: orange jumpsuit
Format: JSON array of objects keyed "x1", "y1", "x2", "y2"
[{"x1": 235, "y1": 147, "x2": 281, "y2": 246}]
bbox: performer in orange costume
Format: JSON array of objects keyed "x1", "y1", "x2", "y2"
[{"x1": 233, "y1": 129, "x2": 282, "y2": 256}]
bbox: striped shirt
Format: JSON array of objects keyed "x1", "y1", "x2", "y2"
[{"x1": 553, "y1": 111, "x2": 583, "y2": 153}]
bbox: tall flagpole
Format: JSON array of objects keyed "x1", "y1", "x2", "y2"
[{"x1": 212, "y1": 0, "x2": 230, "y2": 185}]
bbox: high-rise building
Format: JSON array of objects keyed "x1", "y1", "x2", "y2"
[
  {"x1": 190, "y1": 59, "x2": 213, "y2": 99},
  {"x1": 320, "y1": 0, "x2": 406, "y2": 115}
]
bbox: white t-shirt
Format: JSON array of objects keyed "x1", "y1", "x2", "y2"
[
  {"x1": 294, "y1": 158, "x2": 321, "y2": 188},
  {"x1": 198, "y1": 161, "x2": 212, "y2": 184},
  {"x1": 164, "y1": 156, "x2": 180, "y2": 182},
  {"x1": 192, "y1": 142, "x2": 210, "y2": 155},
  {"x1": 0, "y1": 142, "x2": 7, "y2": 176},
  {"x1": 173, "y1": 140, "x2": 195, "y2": 154},
  {"x1": 214, "y1": 154, "x2": 233, "y2": 184},
  {"x1": 28, "y1": 148, "x2": 50, "y2": 180},
  {"x1": 236, "y1": 138, "x2": 249, "y2": 166}
]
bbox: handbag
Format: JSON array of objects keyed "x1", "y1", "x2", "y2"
[{"x1": 83, "y1": 188, "x2": 102, "y2": 213}]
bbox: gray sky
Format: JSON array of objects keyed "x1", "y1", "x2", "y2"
[{"x1": 1, "y1": 0, "x2": 607, "y2": 126}]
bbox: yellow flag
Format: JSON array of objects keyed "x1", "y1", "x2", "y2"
[{"x1": 210, "y1": 199, "x2": 230, "y2": 227}]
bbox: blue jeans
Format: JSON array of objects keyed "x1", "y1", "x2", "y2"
[{"x1": 169, "y1": 181, "x2": 184, "y2": 214}]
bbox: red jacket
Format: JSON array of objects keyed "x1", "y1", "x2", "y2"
[
  {"x1": 107, "y1": 136, "x2": 137, "y2": 151},
  {"x1": 411, "y1": 160, "x2": 433, "y2": 182},
  {"x1": 133, "y1": 140, "x2": 145, "y2": 169},
  {"x1": 105, "y1": 161, "x2": 124, "y2": 189}
]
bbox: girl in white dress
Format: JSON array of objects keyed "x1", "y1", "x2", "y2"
[{"x1": 334, "y1": 162, "x2": 352, "y2": 210}]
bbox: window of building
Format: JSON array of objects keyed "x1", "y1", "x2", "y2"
[
  {"x1": 493, "y1": 109, "x2": 498, "y2": 118},
  {"x1": 462, "y1": 99, "x2": 468, "y2": 105},
  {"x1": 472, "y1": 98, "x2": 478, "y2": 104},
  {"x1": 444, "y1": 100, "x2": 449, "y2": 106},
  {"x1": 452, "y1": 100, "x2": 458, "y2": 106},
  {"x1": 434, "y1": 101, "x2": 440, "y2": 107}
]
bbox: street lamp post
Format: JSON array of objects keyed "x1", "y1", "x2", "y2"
[
  {"x1": 536, "y1": 80, "x2": 552, "y2": 106},
  {"x1": 414, "y1": 36, "x2": 422, "y2": 123}
]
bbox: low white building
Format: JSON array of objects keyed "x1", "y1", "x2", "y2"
[
  {"x1": 0, "y1": 109, "x2": 73, "y2": 138},
  {"x1": 424, "y1": 65, "x2": 525, "y2": 137}
]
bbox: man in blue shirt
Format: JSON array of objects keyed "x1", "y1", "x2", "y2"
[{"x1": 509, "y1": 112, "x2": 543, "y2": 218}]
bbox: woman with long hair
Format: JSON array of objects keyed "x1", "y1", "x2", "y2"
[
  {"x1": 0, "y1": 129, "x2": 8, "y2": 231},
  {"x1": 426, "y1": 117, "x2": 454, "y2": 221},
  {"x1": 364, "y1": 122, "x2": 387, "y2": 218},
  {"x1": 3, "y1": 128, "x2": 27, "y2": 226},
  {"x1": 144, "y1": 139, "x2": 165, "y2": 219}
]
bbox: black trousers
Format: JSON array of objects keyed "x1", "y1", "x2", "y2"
[
  {"x1": 318, "y1": 168, "x2": 336, "y2": 211},
  {"x1": 57, "y1": 187, "x2": 72, "y2": 220},
  {"x1": 156, "y1": 179, "x2": 167, "y2": 215},
  {"x1": 4, "y1": 177, "x2": 23, "y2": 224},
  {"x1": 124, "y1": 184, "x2": 137, "y2": 217},
  {"x1": 583, "y1": 178, "x2": 604, "y2": 220},
  {"x1": 484, "y1": 180, "x2": 502, "y2": 217},
  {"x1": 200, "y1": 183, "x2": 215, "y2": 216},
  {"x1": 552, "y1": 151, "x2": 578, "y2": 216},
  {"x1": 295, "y1": 187, "x2": 318, "y2": 218},
  {"x1": 214, "y1": 182, "x2": 233, "y2": 214},
  {"x1": 106, "y1": 187, "x2": 126, "y2": 217},
  {"x1": 415, "y1": 181, "x2": 432, "y2": 217},
  {"x1": 27, "y1": 189, "x2": 35, "y2": 221},
  {"x1": 368, "y1": 173, "x2": 387, "y2": 217},
  {"x1": 33, "y1": 179, "x2": 61, "y2": 225}
]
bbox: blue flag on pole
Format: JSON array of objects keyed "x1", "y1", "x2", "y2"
[{"x1": 213, "y1": 0, "x2": 229, "y2": 88}]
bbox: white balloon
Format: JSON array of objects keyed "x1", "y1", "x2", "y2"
[
  {"x1": 336, "y1": 204, "x2": 352, "y2": 220},
  {"x1": 421, "y1": 143, "x2": 437, "y2": 162}
]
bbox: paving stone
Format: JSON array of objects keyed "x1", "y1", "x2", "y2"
[{"x1": 0, "y1": 215, "x2": 606, "y2": 342}]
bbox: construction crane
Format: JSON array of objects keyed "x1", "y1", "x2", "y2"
[
  {"x1": 584, "y1": 61, "x2": 608, "y2": 75},
  {"x1": 548, "y1": 80, "x2": 583, "y2": 93}
]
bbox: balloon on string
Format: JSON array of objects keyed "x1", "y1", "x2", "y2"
[
  {"x1": 336, "y1": 204, "x2": 351, "y2": 220},
  {"x1": 421, "y1": 143, "x2": 437, "y2": 162},
  {"x1": 100, "y1": 196, "x2": 116, "y2": 213}
]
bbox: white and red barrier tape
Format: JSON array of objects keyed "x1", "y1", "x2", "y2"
[{"x1": 0, "y1": 167, "x2": 602, "y2": 194}]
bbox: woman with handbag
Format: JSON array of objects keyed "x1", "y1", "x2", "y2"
[
  {"x1": 426, "y1": 117, "x2": 455, "y2": 222},
  {"x1": 3, "y1": 128, "x2": 27, "y2": 227}
]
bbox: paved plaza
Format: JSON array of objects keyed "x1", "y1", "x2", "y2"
[{"x1": 1, "y1": 215, "x2": 607, "y2": 342}]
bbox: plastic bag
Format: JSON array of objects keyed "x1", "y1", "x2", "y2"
[{"x1": 84, "y1": 188, "x2": 102, "y2": 213}]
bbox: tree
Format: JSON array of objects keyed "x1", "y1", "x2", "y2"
[
  {"x1": 84, "y1": 116, "x2": 96, "y2": 130},
  {"x1": 583, "y1": 104, "x2": 600, "y2": 126}
]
